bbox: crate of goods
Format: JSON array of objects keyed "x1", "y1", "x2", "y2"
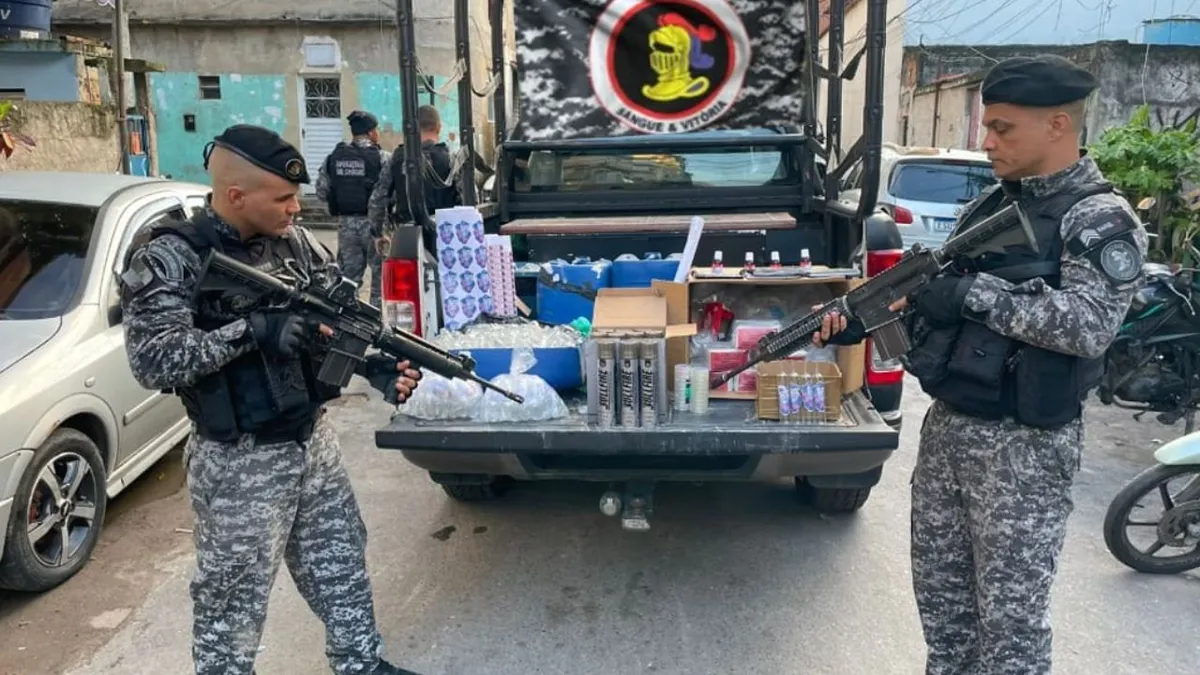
[
  {"x1": 754, "y1": 360, "x2": 843, "y2": 422},
  {"x1": 611, "y1": 255, "x2": 681, "y2": 288},
  {"x1": 536, "y1": 258, "x2": 612, "y2": 325}
]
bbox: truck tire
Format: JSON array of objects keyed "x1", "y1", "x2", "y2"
[
  {"x1": 430, "y1": 473, "x2": 510, "y2": 502},
  {"x1": 796, "y1": 478, "x2": 872, "y2": 514}
]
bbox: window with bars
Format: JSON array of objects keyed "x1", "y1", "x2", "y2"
[
  {"x1": 303, "y1": 77, "x2": 341, "y2": 118},
  {"x1": 199, "y1": 75, "x2": 221, "y2": 100}
]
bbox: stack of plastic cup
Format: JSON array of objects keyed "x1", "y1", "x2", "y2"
[
  {"x1": 689, "y1": 365, "x2": 711, "y2": 414},
  {"x1": 673, "y1": 363, "x2": 690, "y2": 411}
]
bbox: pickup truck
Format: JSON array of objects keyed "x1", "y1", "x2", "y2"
[{"x1": 372, "y1": 0, "x2": 905, "y2": 528}]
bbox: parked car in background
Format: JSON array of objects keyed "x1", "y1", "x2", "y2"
[
  {"x1": 837, "y1": 143, "x2": 996, "y2": 250},
  {"x1": 0, "y1": 172, "x2": 212, "y2": 592}
]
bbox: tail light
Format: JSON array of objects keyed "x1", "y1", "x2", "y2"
[
  {"x1": 891, "y1": 205, "x2": 914, "y2": 225},
  {"x1": 381, "y1": 258, "x2": 422, "y2": 336},
  {"x1": 865, "y1": 249, "x2": 903, "y2": 277},
  {"x1": 864, "y1": 248, "x2": 905, "y2": 386}
]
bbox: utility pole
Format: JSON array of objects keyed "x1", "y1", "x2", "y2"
[{"x1": 113, "y1": 0, "x2": 131, "y2": 174}]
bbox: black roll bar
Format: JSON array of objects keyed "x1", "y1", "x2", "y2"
[
  {"x1": 393, "y1": 0, "x2": 435, "y2": 234},
  {"x1": 455, "y1": 0, "x2": 477, "y2": 205}
]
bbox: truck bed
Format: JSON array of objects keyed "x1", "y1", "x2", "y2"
[{"x1": 375, "y1": 389, "x2": 898, "y2": 455}]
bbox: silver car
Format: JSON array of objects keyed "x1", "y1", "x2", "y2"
[
  {"x1": 838, "y1": 144, "x2": 996, "y2": 250},
  {"x1": 0, "y1": 172, "x2": 212, "y2": 592}
]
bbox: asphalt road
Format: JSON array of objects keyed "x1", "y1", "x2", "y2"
[
  {"x1": 30, "y1": 380, "x2": 1200, "y2": 675},
  {"x1": 2, "y1": 229, "x2": 1198, "y2": 674}
]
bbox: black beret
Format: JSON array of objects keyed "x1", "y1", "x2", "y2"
[
  {"x1": 981, "y1": 55, "x2": 1098, "y2": 107},
  {"x1": 203, "y1": 124, "x2": 309, "y2": 184},
  {"x1": 347, "y1": 110, "x2": 378, "y2": 135}
]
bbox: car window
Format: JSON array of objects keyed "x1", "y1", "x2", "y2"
[
  {"x1": 0, "y1": 199, "x2": 100, "y2": 320},
  {"x1": 888, "y1": 160, "x2": 995, "y2": 204},
  {"x1": 511, "y1": 129, "x2": 796, "y2": 192}
]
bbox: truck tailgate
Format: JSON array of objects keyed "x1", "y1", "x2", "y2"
[{"x1": 374, "y1": 389, "x2": 899, "y2": 454}]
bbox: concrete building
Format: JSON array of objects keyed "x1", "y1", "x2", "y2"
[
  {"x1": 815, "y1": 0, "x2": 909, "y2": 148},
  {"x1": 0, "y1": 34, "x2": 158, "y2": 175},
  {"x1": 0, "y1": 35, "x2": 112, "y2": 104},
  {"x1": 898, "y1": 40, "x2": 1200, "y2": 150},
  {"x1": 51, "y1": 0, "x2": 512, "y2": 191}
]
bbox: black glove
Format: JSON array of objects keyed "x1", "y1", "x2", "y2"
[
  {"x1": 909, "y1": 274, "x2": 975, "y2": 326},
  {"x1": 249, "y1": 312, "x2": 308, "y2": 359},
  {"x1": 824, "y1": 316, "x2": 868, "y2": 346},
  {"x1": 358, "y1": 353, "x2": 422, "y2": 404}
]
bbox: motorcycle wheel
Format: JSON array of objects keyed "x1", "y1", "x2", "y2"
[{"x1": 1103, "y1": 463, "x2": 1200, "y2": 575}]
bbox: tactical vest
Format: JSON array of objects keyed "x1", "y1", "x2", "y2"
[
  {"x1": 326, "y1": 142, "x2": 382, "y2": 216},
  {"x1": 389, "y1": 141, "x2": 457, "y2": 222},
  {"x1": 129, "y1": 212, "x2": 342, "y2": 442},
  {"x1": 906, "y1": 180, "x2": 1115, "y2": 429}
]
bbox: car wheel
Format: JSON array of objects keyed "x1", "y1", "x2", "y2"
[{"x1": 0, "y1": 429, "x2": 108, "y2": 593}]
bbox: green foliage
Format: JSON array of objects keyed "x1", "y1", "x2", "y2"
[{"x1": 1089, "y1": 104, "x2": 1200, "y2": 266}]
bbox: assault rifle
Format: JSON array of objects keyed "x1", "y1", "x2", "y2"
[
  {"x1": 195, "y1": 251, "x2": 525, "y2": 404},
  {"x1": 711, "y1": 202, "x2": 1039, "y2": 389}
]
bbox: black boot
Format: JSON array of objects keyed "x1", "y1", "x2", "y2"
[{"x1": 373, "y1": 660, "x2": 422, "y2": 675}]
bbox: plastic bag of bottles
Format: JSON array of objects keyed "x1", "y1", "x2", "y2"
[
  {"x1": 398, "y1": 372, "x2": 484, "y2": 421},
  {"x1": 472, "y1": 348, "x2": 570, "y2": 423}
]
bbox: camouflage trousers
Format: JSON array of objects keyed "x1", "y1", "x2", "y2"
[
  {"x1": 911, "y1": 399, "x2": 1082, "y2": 675},
  {"x1": 337, "y1": 215, "x2": 383, "y2": 307},
  {"x1": 183, "y1": 415, "x2": 384, "y2": 675}
]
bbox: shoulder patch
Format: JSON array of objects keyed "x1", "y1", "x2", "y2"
[
  {"x1": 120, "y1": 251, "x2": 155, "y2": 293},
  {"x1": 1064, "y1": 205, "x2": 1144, "y2": 286},
  {"x1": 1065, "y1": 207, "x2": 1139, "y2": 256},
  {"x1": 1089, "y1": 231, "x2": 1143, "y2": 284}
]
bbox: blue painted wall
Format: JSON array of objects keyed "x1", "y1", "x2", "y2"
[
  {"x1": 0, "y1": 51, "x2": 79, "y2": 102},
  {"x1": 150, "y1": 72, "x2": 288, "y2": 183},
  {"x1": 356, "y1": 72, "x2": 404, "y2": 132},
  {"x1": 354, "y1": 73, "x2": 462, "y2": 153},
  {"x1": 147, "y1": 71, "x2": 467, "y2": 182}
]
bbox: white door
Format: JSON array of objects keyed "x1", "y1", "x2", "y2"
[{"x1": 299, "y1": 76, "x2": 345, "y2": 195}]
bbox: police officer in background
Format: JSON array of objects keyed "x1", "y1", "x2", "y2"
[
  {"x1": 119, "y1": 124, "x2": 424, "y2": 675},
  {"x1": 317, "y1": 110, "x2": 388, "y2": 306},
  {"x1": 816, "y1": 55, "x2": 1147, "y2": 674},
  {"x1": 367, "y1": 105, "x2": 460, "y2": 248}
]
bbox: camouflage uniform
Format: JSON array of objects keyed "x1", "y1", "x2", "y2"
[
  {"x1": 911, "y1": 154, "x2": 1148, "y2": 675},
  {"x1": 367, "y1": 152, "x2": 398, "y2": 240},
  {"x1": 121, "y1": 197, "x2": 399, "y2": 674},
  {"x1": 367, "y1": 139, "x2": 460, "y2": 241},
  {"x1": 317, "y1": 137, "x2": 390, "y2": 306}
]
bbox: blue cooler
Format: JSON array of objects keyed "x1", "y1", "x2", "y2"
[
  {"x1": 535, "y1": 258, "x2": 611, "y2": 325},
  {"x1": 611, "y1": 253, "x2": 681, "y2": 288},
  {"x1": 453, "y1": 346, "x2": 583, "y2": 390}
]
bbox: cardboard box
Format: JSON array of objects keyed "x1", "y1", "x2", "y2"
[
  {"x1": 584, "y1": 282, "x2": 698, "y2": 425},
  {"x1": 686, "y1": 268, "x2": 866, "y2": 400},
  {"x1": 589, "y1": 281, "x2": 695, "y2": 387},
  {"x1": 755, "y1": 360, "x2": 843, "y2": 422}
]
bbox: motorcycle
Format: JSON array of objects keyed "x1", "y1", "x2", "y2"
[{"x1": 1099, "y1": 196, "x2": 1200, "y2": 574}]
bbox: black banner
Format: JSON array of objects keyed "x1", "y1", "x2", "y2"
[{"x1": 511, "y1": 0, "x2": 809, "y2": 141}]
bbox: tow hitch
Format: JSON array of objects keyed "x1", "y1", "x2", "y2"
[{"x1": 598, "y1": 481, "x2": 656, "y2": 531}]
